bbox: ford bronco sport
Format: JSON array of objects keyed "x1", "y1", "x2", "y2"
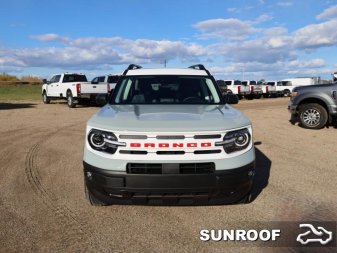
[{"x1": 83, "y1": 64, "x2": 255, "y2": 205}]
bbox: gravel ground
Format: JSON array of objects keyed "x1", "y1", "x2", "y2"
[{"x1": 0, "y1": 98, "x2": 336, "y2": 253}]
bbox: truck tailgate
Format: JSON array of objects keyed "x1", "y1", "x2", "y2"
[{"x1": 81, "y1": 82, "x2": 107, "y2": 94}]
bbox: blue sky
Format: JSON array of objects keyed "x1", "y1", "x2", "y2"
[{"x1": 1, "y1": 0, "x2": 337, "y2": 80}]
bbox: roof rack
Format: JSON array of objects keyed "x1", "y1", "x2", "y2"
[
  {"x1": 188, "y1": 64, "x2": 213, "y2": 78},
  {"x1": 188, "y1": 64, "x2": 206, "y2": 70},
  {"x1": 123, "y1": 64, "x2": 142, "y2": 75}
]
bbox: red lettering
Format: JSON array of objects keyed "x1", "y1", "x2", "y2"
[
  {"x1": 130, "y1": 143, "x2": 141, "y2": 148},
  {"x1": 201, "y1": 142, "x2": 211, "y2": 147},
  {"x1": 159, "y1": 143, "x2": 169, "y2": 148},
  {"x1": 187, "y1": 143, "x2": 197, "y2": 148},
  {"x1": 172, "y1": 143, "x2": 184, "y2": 148},
  {"x1": 144, "y1": 143, "x2": 155, "y2": 148}
]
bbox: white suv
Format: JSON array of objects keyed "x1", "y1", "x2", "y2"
[{"x1": 83, "y1": 64, "x2": 255, "y2": 205}]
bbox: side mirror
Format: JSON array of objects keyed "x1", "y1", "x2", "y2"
[
  {"x1": 224, "y1": 93, "x2": 239, "y2": 104},
  {"x1": 96, "y1": 94, "x2": 107, "y2": 106}
]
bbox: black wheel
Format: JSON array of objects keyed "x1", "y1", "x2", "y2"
[
  {"x1": 42, "y1": 91, "x2": 50, "y2": 104},
  {"x1": 263, "y1": 94, "x2": 269, "y2": 98},
  {"x1": 299, "y1": 103, "x2": 328, "y2": 129},
  {"x1": 254, "y1": 94, "x2": 262, "y2": 99},
  {"x1": 66, "y1": 91, "x2": 76, "y2": 108},
  {"x1": 84, "y1": 183, "x2": 106, "y2": 206},
  {"x1": 237, "y1": 191, "x2": 253, "y2": 204},
  {"x1": 237, "y1": 94, "x2": 243, "y2": 100},
  {"x1": 283, "y1": 90, "x2": 291, "y2": 97}
]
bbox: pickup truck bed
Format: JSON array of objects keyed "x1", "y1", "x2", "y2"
[{"x1": 42, "y1": 73, "x2": 108, "y2": 108}]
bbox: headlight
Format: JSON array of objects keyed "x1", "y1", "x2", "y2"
[
  {"x1": 291, "y1": 91, "x2": 298, "y2": 97},
  {"x1": 88, "y1": 129, "x2": 125, "y2": 154},
  {"x1": 215, "y1": 128, "x2": 251, "y2": 154}
]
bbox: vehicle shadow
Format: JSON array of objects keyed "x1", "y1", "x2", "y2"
[
  {"x1": 0, "y1": 102, "x2": 37, "y2": 110},
  {"x1": 51, "y1": 101, "x2": 102, "y2": 108},
  {"x1": 250, "y1": 146, "x2": 271, "y2": 202}
]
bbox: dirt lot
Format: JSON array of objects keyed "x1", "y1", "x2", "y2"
[{"x1": 0, "y1": 98, "x2": 336, "y2": 253}]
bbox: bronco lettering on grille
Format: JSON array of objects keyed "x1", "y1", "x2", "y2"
[{"x1": 129, "y1": 142, "x2": 212, "y2": 148}]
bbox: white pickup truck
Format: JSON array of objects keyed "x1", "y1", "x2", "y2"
[
  {"x1": 259, "y1": 81, "x2": 277, "y2": 98},
  {"x1": 42, "y1": 73, "x2": 109, "y2": 108},
  {"x1": 242, "y1": 80, "x2": 263, "y2": 99},
  {"x1": 224, "y1": 80, "x2": 250, "y2": 99},
  {"x1": 91, "y1": 75, "x2": 120, "y2": 94}
]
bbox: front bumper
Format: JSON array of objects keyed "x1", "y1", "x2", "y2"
[
  {"x1": 287, "y1": 101, "x2": 298, "y2": 115},
  {"x1": 83, "y1": 161, "x2": 255, "y2": 205}
]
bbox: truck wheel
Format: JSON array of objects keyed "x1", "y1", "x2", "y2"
[
  {"x1": 283, "y1": 90, "x2": 290, "y2": 97},
  {"x1": 66, "y1": 91, "x2": 76, "y2": 108},
  {"x1": 254, "y1": 94, "x2": 262, "y2": 99},
  {"x1": 42, "y1": 91, "x2": 50, "y2": 104},
  {"x1": 299, "y1": 103, "x2": 328, "y2": 129},
  {"x1": 84, "y1": 183, "x2": 106, "y2": 206}
]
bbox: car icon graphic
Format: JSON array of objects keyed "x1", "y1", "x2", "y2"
[{"x1": 296, "y1": 224, "x2": 333, "y2": 245}]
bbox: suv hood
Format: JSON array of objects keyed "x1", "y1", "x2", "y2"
[{"x1": 88, "y1": 104, "x2": 251, "y2": 132}]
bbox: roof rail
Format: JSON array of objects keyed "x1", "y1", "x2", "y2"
[
  {"x1": 188, "y1": 64, "x2": 206, "y2": 70},
  {"x1": 123, "y1": 64, "x2": 142, "y2": 75},
  {"x1": 188, "y1": 64, "x2": 213, "y2": 78}
]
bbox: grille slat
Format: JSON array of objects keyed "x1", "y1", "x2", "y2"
[
  {"x1": 156, "y1": 151, "x2": 185, "y2": 155},
  {"x1": 194, "y1": 150, "x2": 221, "y2": 154},
  {"x1": 127, "y1": 163, "x2": 215, "y2": 174},
  {"x1": 120, "y1": 150, "x2": 148, "y2": 155},
  {"x1": 156, "y1": 135, "x2": 185, "y2": 139},
  {"x1": 194, "y1": 134, "x2": 221, "y2": 139}
]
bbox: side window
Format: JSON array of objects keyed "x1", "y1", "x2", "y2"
[
  {"x1": 98, "y1": 76, "x2": 105, "y2": 83},
  {"x1": 54, "y1": 75, "x2": 61, "y2": 83},
  {"x1": 92, "y1": 77, "x2": 98, "y2": 83},
  {"x1": 49, "y1": 76, "x2": 55, "y2": 83}
]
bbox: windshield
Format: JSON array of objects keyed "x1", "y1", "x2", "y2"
[
  {"x1": 63, "y1": 74, "x2": 87, "y2": 82},
  {"x1": 110, "y1": 75, "x2": 222, "y2": 104},
  {"x1": 107, "y1": 75, "x2": 120, "y2": 83}
]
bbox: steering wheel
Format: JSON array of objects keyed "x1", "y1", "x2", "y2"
[{"x1": 183, "y1": 97, "x2": 204, "y2": 103}]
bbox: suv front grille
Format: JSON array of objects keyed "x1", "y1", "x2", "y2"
[{"x1": 126, "y1": 163, "x2": 215, "y2": 174}]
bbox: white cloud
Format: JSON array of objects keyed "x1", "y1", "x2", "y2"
[
  {"x1": 288, "y1": 59, "x2": 326, "y2": 69},
  {"x1": 210, "y1": 59, "x2": 328, "y2": 80},
  {"x1": 316, "y1": 5, "x2": 337, "y2": 20},
  {"x1": 31, "y1": 33, "x2": 68, "y2": 42},
  {"x1": 276, "y1": 2, "x2": 293, "y2": 7},
  {"x1": 0, "y1": 35, "x2": 207, "y2": 71},
  {"x1": 193, "y1": 18, "x2": 257, "y2": 41},
  {"x1": 293, "y1": 19, "x2": 337, "y2": 48},
  {"x1": 253, "y1": 14, "x2": 273, "y2": 24},
  {"x1": 227, "y1": 7, "x2": 237, "y2": 13}
]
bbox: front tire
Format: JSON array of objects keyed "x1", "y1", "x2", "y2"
[
  {"x1": 299, "y1": 103, "x2": 328, "y2": 129},
  {"x1": 237, "y1": 191, "x2": 253, "y2": 204},
  {"x1": 42, "y1": 91, "x2": 50, "y2": 104},
  {"x1": 66, "y1": 91, "x2": 76, "y2": 108},
  {"x1": 84, "y1": 183, "x2": 106, "y2": 206}
]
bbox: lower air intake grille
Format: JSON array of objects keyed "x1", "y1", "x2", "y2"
[
  {"x1": 127, "y1": 163, "x2": 162, "y2": 174},
  {"x1": 179, "y1": 163, "x2": 215, "y2": 174},
  {"x1": 126, "y1": 163, "x2": 215, "y2": 174}
]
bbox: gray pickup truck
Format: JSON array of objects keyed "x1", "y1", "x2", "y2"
[{"x1": 288, "y1": 83, "x2": 337, "y2": 129}]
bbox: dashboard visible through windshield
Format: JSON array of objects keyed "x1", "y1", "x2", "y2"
[{"x1": 110, "y1": 75, "x2": 221, "y2": 104}]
